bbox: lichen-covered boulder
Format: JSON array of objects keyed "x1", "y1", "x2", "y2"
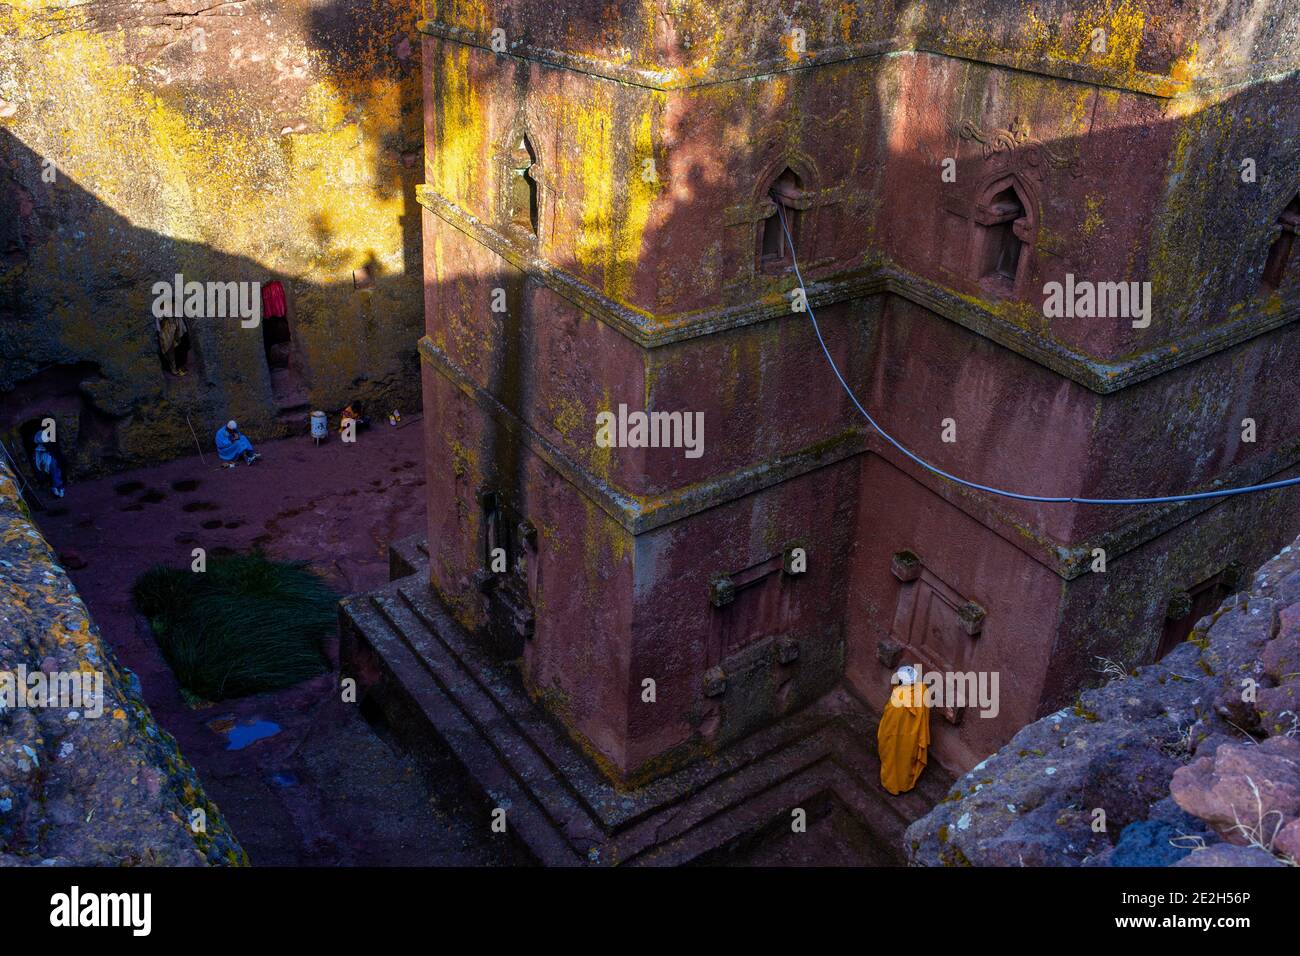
[
  {"x1": 0, "y1": 462, "x2": 245, "y2": 866},
  {"x1": 907, "y1": 534, "x2": 1300, "y2": 867},
  {"x1": 904, "y1": 645, "x2": 1203, "y2": 866}
]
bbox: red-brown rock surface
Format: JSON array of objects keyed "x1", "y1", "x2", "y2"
[{"x1": 1171, "y1": 736, "x2": 1300, "y2": 849}]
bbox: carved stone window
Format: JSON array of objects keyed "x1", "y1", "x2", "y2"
[
  {"x1": 973, "y1": 182, "x2": 1030, "y2": 292},
  {"x1": 758, "y1": 168, "x2": 806, "y2": 273},
  {"x1": 507, "y1": 135, "x2": 539, "y2": 236},
  {"x1": 477, "y1": 489, "x2": 536, "y2": 654},
  {"x1": 708, "y1": 553, "x2": 794, "y2": 668},
  {"x1": 1261, "y1": 195, "x2": 1300, "y2": 293}
]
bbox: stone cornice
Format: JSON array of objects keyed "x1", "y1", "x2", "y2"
[
  {"x1": 418, "y1": 334, "x2": 868, "y2": 536},
  {"x1": 417, "y1": 185, "x2": 1300, "y2": 395},
  {"x1": 417, "y1": 19, "x2": 1297, "y2": 98},
  {"x1": 420, "y1": 335, "x2": 1300, "y2": 580}
]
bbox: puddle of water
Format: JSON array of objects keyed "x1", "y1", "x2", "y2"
[
  {"x1": 270, "y1": 771, "x2": 299, "y2": 788},
  {"x1": 225, "y1": 720, "x2": 282, "y2": 751}
]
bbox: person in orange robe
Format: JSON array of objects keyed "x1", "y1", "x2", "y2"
[{"x1": 877, "y1": 664, "x2": 930, "y2": 795}]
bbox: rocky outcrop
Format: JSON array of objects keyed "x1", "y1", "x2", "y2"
[
  {"x1": 906, "y1": 533, "x2": 1300, "y2": 867},
  {"x1": 1170, "y1": 736, "x2": 1300, "y2": 851},
  {"x1": 1, "y1": 0, "x2": 424, "y2": 477},
  {"x1": 0, "y1": 461, "x2": 245, "y2": 865}
]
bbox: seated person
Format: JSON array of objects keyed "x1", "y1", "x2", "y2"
[
  {"x1": 339, "y1": 402, "x2": 371, "y2": 435},
  {"x1": 32, "y1": 440, "x2": 66, "y2": 498},
  {"x1": 215, "y1": 420, "x2": 260, "y2": 465}
]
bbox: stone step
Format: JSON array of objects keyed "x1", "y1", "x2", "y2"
[
  {"x1": 347, "y1": 539, "x2": 954, "y2": 865},
  {"x1": 834, "y1": 699, "x2": 956, "y2": 818},
  {"x1": 379, "y1": 582, "x2": 861, "y2": 862},
  {"x1": 405, "y1": 581, "x2": 861, "y2": 844},
  {"x1": 396, "y1": 583, "x2": 614, "y2": 813},
  {"x1": 340, "y1": 591, "x2": 585, "y2": 865},
  {"x1": 389, "y1": 539, "x2": 856, "y2": 834},
  {"x1": 828, "y1": 729, "x2": 945, "y2": 854},
  {"x1": 367, "y1": 589, "x2": 606, "y2": 854}
]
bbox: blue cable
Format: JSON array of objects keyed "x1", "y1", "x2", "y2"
[{"x1": 774, "y1": 203, "x2": 1300, "y2": 505}]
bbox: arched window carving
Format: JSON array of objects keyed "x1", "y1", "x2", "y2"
[
  {"x1": 759, "y1": 168, "x2": 805, "y2": 272},
  {"x1": 1261, "y1": 195, "x2": 1300, "y2": 293},
  {"x1": 974, "y1": 182, "x2": 1030, "y2": 290},
  {"x1": 507, "y1": 134, "x2": 539, "y2": 236}
]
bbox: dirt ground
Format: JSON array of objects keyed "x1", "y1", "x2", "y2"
[{"x1": 31, "y1": 417, "x2": 521, "y2": 866}]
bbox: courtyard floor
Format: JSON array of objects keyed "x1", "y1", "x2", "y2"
[{"x1": 32, "y1": 417, "x2": 522, "y2": 866}]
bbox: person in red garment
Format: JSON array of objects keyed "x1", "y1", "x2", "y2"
[
  {"x1": 877, "y1": 664, "x2": 930, "y2": 795},
  {"x1": 260, "y1": 279, "x2": 287, "y2": 320}
]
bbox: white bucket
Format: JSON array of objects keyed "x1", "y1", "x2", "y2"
[{"x1": 310, "y1": 410, "x2": 328, "y2": 440}]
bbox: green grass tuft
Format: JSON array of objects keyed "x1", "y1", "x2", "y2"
[{"x1": 133, "y1": 552, "x2": 337, "y2": 701}]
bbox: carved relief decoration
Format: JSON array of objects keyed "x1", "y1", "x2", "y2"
[{"x1": 960, "y1": 116, "x2": 1083, "y2": 180}]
